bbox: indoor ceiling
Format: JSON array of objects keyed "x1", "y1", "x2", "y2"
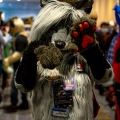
[
  {"x1": 0, "y1": 0, "x2": 40, "y2": 10},
  {"x1": 0, "y1": 0, "x2": 41, "y2": 20},
  {"x1": 0, "y1": 0, "x2": 39, "y2": 2}
]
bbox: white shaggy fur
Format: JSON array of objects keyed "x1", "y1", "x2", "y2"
[
  {"x1": 30, "y1": 61, "x2": 93, "y2": 120},
  {"x1": 30, "y1": 1, "x2": 85, "y2": 41},
  {"x1": 15, "y1": 58, "x2": 113, "y2": 120}
]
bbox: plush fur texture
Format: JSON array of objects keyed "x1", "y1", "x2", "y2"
[
  {"x1": 34, "y1": 43, "x2": 63, "y2": 69},
  {"x1": 30, "y1": 1, "x2": 85, "y2": 41},
  {"x1": 31, "y1": 62, "x2": 94, "y2": 120},
  {"x1": 15, "y1": 1, "x2": 113, "y2": 120}
]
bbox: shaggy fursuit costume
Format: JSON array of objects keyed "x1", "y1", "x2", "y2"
[{"x1": 15, "y1": 0, "x2": 113, "y2": 120}]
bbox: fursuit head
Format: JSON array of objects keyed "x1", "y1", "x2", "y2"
[{"x1": 15, "y1": 1, "x2": 113, "y2": 120}]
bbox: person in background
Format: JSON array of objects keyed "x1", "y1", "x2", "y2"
[
  {"x1": 99, "y1": 22, "x2": 110, "y2": 38},
  {"x1": 0, "y1": 12, "x2": 7, "y2": 102},
  {"x1": 89, "y1": 10, "x2": 116, "y2": 109},
  {"x1": 0, "y1": 11, "x2": 4, "y2": 78},
  {"x1": 0, "y1": 21, "x2": 13, "y2": 90},
  {"x1": 112, "y1": 33, "x2": 120, "y2": 119},
  {"x1": 97, "y1": 22, "x2": 117, "y2": 57},
  {"x1": 102, "y1": 22, "x2": 118, "y2": 109},
  {"x1": 3, "y1": 17, "x2": 29, "y2": 113},
  {"x1": 105, "y1": 22, "x2": 118, "y2": 57},
  {"x1": 0, "y1": 33, "x2": 5, "y2": 103}
]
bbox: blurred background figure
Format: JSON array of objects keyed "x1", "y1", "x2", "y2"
[
  {"x1": 105, "y1": 21, "x2": 118, "y2": 58},
  {"x1": 89, "y1": 9, "x2": 116, "y2": 111},
  {"x1": 101, "y1": 21, "x2": 118, "y2": 111},
  {"x1": 97, "y1": 21, "x2": 118, "y2": 57},
  {"x1": 3, "y1": 17, "x2": 29, "y2": 113},
  {"x1": 97, "y1": 22, "x2": 111, "y2": 55},
  {"x1": 0, "y1": 21, "x2": 13, "y2": 91},
  {"x1": 95, "y1": 21, "x2": 117, "y2": 109},
  {"x1": 0, "y1": 11, "x2": 7, "y2": 104},
  {"x1": 112, "y1": 4, "x2": 120, "y2": 120},
  {"x1": 0, "y1": 32, "x2": 5, "y2": 104}
]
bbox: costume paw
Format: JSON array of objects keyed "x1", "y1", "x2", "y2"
[
  {"x1": 34, "y1": 43, "x2": 63, "y2": 69},
  {"x1": 70, "y1": 17, "x2": 96, "y2": 51}
]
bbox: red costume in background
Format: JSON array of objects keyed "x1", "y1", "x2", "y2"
[{"x1": 113, "y1": 35, "x2": 120, "y2": 120}]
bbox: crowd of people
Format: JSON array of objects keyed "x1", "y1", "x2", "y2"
[
  {"x1": 0, "y1": 16, "x2": 31, "y2": 113},
  {"x1": 95, "y1": 21, "x2": 117, "y2": 108},
  {"x1": 95, "y1": 20, "x2": 120, "y2": 120},
  {"x1": 90, "y1": 10, "x2": 118, "y2": 116}
]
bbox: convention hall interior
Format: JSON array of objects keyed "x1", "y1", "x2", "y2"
[{"x1": 0, "y1": 0, "x2": 119, "y2": 120}]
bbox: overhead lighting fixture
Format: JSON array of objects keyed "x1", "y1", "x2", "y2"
[
  {"x1": 0, "y1": 0, "x2": 3, "y2": 2},
  {"x1": 17, "y1": 0, "x2": 21, "y2": 1}
]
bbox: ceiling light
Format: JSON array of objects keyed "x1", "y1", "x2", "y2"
[
  {"x1": 17, "y1": 0, "x2": 21, "y2": 1},
  {"x1": 0, "y1": 0, "x2": 3, "y2": 2}
]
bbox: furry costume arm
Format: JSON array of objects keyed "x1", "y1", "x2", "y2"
[
  {"x1": 80, "y1": 45, "x2": 112, "y2": 82},
  {"x1": 15, "y1": 41, "x2": 63, "y2": 92},
  {"x1": 71, "y1": 17, "x2": 113, "y2": 83},
  {"x1": 15, "y1": 41, "x2": 39, "y2": 92}
]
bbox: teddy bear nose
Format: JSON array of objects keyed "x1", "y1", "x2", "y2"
[{"x1": 55, "y1": 41, "x2": 66, "y2": 49}]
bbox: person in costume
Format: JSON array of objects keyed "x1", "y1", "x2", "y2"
[
  {"x1": 3, "y1": 17, "x2": 29, "y2": 112},
  {"x1": 112, "y1": 4, "x2": 120, "y2": 120},
  {"x1": 15, "y1": 0, "x2": 113, "y2": 119}
]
